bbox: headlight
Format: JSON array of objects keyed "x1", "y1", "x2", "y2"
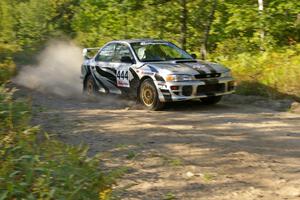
[
  {"x1": 221, "y1": 71, "x2": 232, "y2": 78},
  {"x1": 165, "y1": 74, "x2": 194, "y2": 82}
]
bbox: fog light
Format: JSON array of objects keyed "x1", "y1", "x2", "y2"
[{"x1": 170, "y1": 86, "x2": 179, "y2": 90}]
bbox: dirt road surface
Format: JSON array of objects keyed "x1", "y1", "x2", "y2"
[{"x1": 24, "y1": 89, "x2": 300, "y2": 200}]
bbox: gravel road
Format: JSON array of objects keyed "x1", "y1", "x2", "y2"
[{"x1": 24, "y1": 89, "x2": 300, "y2": 200}]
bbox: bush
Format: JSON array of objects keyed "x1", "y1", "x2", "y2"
[
  {"x1": 0, "y1": 85, "x2": 122, "y2": 200},
  {"x1": 212, "y1": 44, "x2": 300, "y2": 99},
  {"x1": 0, "y1": 59, "x2": 16, "y2": 84}
]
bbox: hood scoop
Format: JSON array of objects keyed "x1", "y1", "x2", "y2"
[{"x1": 173, "y1": 60, "x2": 197, "y2": 63}]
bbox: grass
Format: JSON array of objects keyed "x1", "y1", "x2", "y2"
[
  {"x1": 160, "y1": 155, "x2": 184, "y2": 167},
  {"x1": 163, "y1": 192, "x2": 176, "y2": 200},
  {"x1": 126, "y1": 151, "x2": 137, "y2": 160},
  {"x1": 0, "y1": 85, "x2": 124, "y2": 199},
  {"x1": 202, "y1": 173, "x2": 215, "y2": 182},
  {"x1": 167, "y1": 158, "x2": 183, "y2": 167},
  {"x1": 148, "y1": 152, "x2": 184, "y2": 167},
  {"x1": 213, "y1": 45, "x2": 300, "y2": 100}
]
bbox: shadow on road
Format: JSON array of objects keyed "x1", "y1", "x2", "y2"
[{"x1": 26, "y1": 88, "x2": 300, "y2": 199}]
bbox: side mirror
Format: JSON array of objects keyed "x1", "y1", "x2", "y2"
[
  {"x1": 191, "y1": 53, "x2": 197, "y2": 59},
  {"x1": 121, "y1": 56, "x2": 134, "y2": 64}
]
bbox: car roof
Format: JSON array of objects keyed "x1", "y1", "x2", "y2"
[{"x1": 111, "y1": 39, "x2": 168, "y2": 44}]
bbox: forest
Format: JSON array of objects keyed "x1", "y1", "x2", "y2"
[
  {"x1": 0, "y1": 0, "x2": 300, "y2": 199},
  {"x1": 1, "y1": 0, "x2": 300, "y2": 97}
]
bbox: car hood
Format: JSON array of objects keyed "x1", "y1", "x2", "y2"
[{"x1": 144, "y1": 60, "x2": 229, "y2": 75}]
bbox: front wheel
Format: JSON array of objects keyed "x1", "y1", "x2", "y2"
[
  {"x1": 200, "y1": 96, "x2": 222, "y2": 105},
  {"x1": 139, "y1": 79, "x2": 164, "y2": 110}
]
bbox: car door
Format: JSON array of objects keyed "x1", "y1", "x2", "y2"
[
  {"x1": 112, "y1": 43, "x2": 136, "y2": 89},
  {"x1": 92, "y1": 43, "x2": 121, "y2": 94}
]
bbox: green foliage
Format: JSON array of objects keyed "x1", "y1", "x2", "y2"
[
  {"x1": 0, "y1": 86, "x2": 121, "y2": 199},
  {"x1": 1, "y1": 0, "x2": 300, "y2": 64},
  {"x1": 0, "y1": 0, "x2": 19, "y2": 84},
  {"x1": 125, "y1": 150, "x2": 137, "y2": 160},
  {"x1": 1, "y1": 0, "x2": 299, "y2": 100},
  {"x1": 213, "y1": 44, "x2": 300, "y2": 99},
  {"x1": 0, "y1": 59, "x2": 16, "y2": 84},
  {"x1": 163, "y1": 192, "x2": 176, "y2": 200}
]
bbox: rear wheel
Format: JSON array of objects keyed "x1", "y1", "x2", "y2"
[
  {"x1": 200, "y1": 96, "x2": 222, "y2": 105},
  {"x1": 139, "y1": 79, "x2": 164, "y2": 110},
  {"x1": 84, "y1": 75, "x2": 99, "y2": 97}
]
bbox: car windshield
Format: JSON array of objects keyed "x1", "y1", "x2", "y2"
[{"x1": 131, "y1": 42, "x2": 193, "y2": 62}]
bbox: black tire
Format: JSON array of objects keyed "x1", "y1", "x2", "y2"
[
  {"x1": 200, "y1": 96, "x2": 222, "y2": 105},
  {"x1": 139, "y1": 79, "x2": 164, "y2": 110},
  {"x1": 83, "y1": 74, "x2": 99, "y2": 97}
]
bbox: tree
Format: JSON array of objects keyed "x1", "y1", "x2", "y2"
[
  {"x1": 201, "y1": 0, "x2": 217, "y2": 60},
  {"x1": 0, "y1": 0, "x2": 18, "y2": 83},
  {"x1": 180, "y1": 0, "x2": 188, "y2": 50}
]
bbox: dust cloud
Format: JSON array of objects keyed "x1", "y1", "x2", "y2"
[
  {"x1": 14, "y1": 41, "x2": 83, "y2": 97},
  {"x1": 14, "y1": 40, "x2": 137, "y2": 108}
]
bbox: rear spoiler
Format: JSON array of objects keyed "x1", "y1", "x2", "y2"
[{"x1": 82, "y1": 47, "x2": 101, "y2": 58}]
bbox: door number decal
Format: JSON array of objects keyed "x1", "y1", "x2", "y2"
[{"x1": 117, "y1": 70, "x2": 130, "y2": 87}]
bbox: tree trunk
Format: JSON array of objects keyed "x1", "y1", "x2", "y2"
[
  {"x1": 201, "y1": 0, "x2": 217, "y2": 60},
  {"x1": 258, "y1": 0, "x2": 264, "y2": 50},
  {"x1": 180, "y1": 0, "x2": 187, "y2": 50},
  {"x1": 124, "y1": 14, "x2": 128, "y2": 39}
]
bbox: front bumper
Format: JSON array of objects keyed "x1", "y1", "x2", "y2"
[{"x1": 155, "y1": 77, "x2": 236, "y2": 102}]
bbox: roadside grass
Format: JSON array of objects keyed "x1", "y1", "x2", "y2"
[
  {"x1": 0, "y1": 59, "x2": 16, "y2": 84},
  {"x1": 213, "y1": 44, "x2": 300, "y2": 101},
  {"x1": 166, "y1": 158, "x2": 183, "y2": 167},
  {"x1": 202, "y1": 173, "x2": 216, "y2": 182},
  {"x1": 161, "y1": 155, "x2": 184, "y2": 167},
  {"x1": 0, "y1": 85, "x2": 124, "y2": 199},
  {"x1": 126, "y1": 151, "x2": 138, "y2": 160},
  {"x1": 148, "y1": 153, "x2": 184, "y2": 167},
  {"x1": 163, "y1": 192, "x2": 176, "y2": 200}
]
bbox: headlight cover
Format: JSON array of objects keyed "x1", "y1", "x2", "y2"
[
  {"x1": 165, "y1": 74, "x2": 194, "y2": 82},
  {"x1": 221, "y1": 71, "x2": 232, "y2": 78}
]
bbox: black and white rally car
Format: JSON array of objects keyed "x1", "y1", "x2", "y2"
[{"x1": 81, "y1": 39, "x2": 235, "y2": 110}]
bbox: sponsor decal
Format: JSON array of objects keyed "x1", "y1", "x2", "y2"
[{"x1": 117, "y1": 80, "x2": 129, "y2": 87}]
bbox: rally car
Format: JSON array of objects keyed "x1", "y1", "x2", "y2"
[{"x1": 81, "y1": 39, "x2": 235, "y2": 110}]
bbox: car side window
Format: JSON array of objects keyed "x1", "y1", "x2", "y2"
[
  {"x1": 95, "y1": 43, "x2": 116, "y2": 62},
  {"x1": 113, "y1": 44, "x2": 134, "y2": 62}
]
